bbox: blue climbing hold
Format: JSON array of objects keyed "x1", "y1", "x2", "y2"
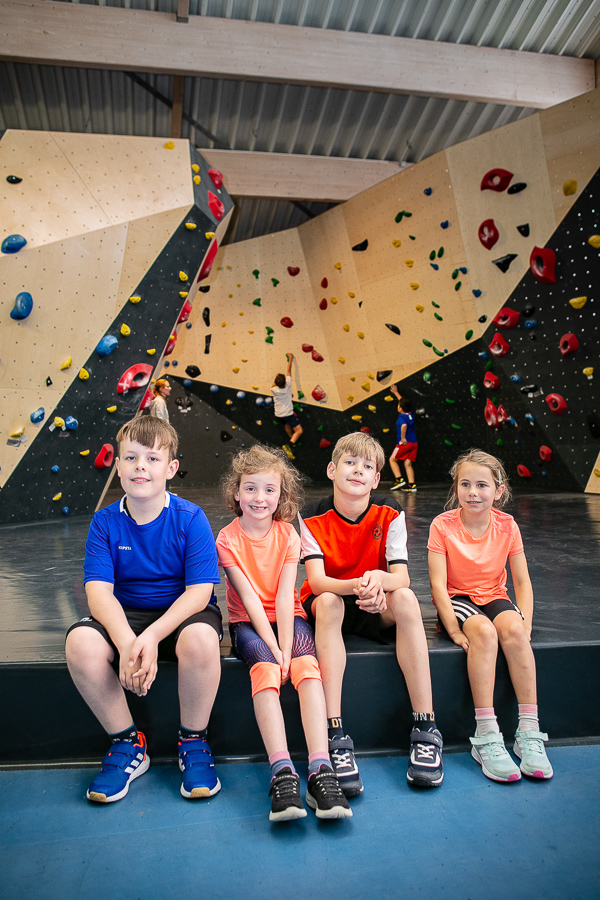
[
  {"x1": 510, "y1": 374, "x2": 522, "y2": 383},
  {"x1": 2, "y1": 234, "x2": 27, "y2": 253},
  {"x1": 524, "y1": 319, "x2": 537, "y2": 329},
  {"x1": 525, "y1": 413, "x2": 534, "y2": 424},
  {"x1": 62, "y1": 507, "x2": 70, "y2": 515},
  {"x1": 256, "y1": 397, "x2": 264, "y2": 406},
  {"x1": 171, "y1": 360, "x2": 178, "y2": 367},
  {"x1": 459, "y1": 267, "x2": 467, "y2": 274},
  {"x1": 10, "y1": 291, "x2": 33, "y2": 320},
  {"x1": 430, "y1": 263, "x2": 439, "y2": 270},
  {"x1": 30, "y1": 407, "x2": 45, "y2": 424},
  {"x1": 96, "y1": 335, "x2": 118, "y2": 357},
  {"x1": 424, "y1": 187, "x2": 433, "y2": 196},
  {"x1": 440, "y1": 221, "x2": 449, "y2": 229},
  {"x1": 210, "y1": 385, "x2": 219, "y2": 393},
  {"x1": 478, "y1": 351, "x2": 488, "y2": 360},
  {"x1": 472, "y1": 289, "x2": 482, "y2": 298},
  {"x1": 51, "y1": 465, "x2": 59, "y2": 473},
  {"x1": 65, "y1": 416, "x2": 78, "y2": 430},
  {"x1": 183, "y1": 379, "x2": 192, "y2": 387},
  {"x1": 236, "y1": 391, "x2": 246, "y2": 399}
]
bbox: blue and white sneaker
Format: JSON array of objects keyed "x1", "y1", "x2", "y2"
[
  {"x1": 407, "y1": 728, "x2": 444, "y2": 787},
  {"x1": 178, "y1": 738, "x2": 221, "y2": 799},
  {"x1": 86, "y1": 732, "x2": 150, "y2": 803}
]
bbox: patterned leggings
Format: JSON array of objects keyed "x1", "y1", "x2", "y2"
[{"x1": 230, "y1": 616, "x2": 316, "y2": 668}]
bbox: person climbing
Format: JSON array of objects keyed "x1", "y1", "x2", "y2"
[
  {"x1": 271, "y1": 352, "x2": 303, "y2": 460},
  {"x1": 389, "y1": 384, "x2": 418, "y2": 492},
  {"x1": 149, "y1": 378, "x2": 171, "y2": 422}
]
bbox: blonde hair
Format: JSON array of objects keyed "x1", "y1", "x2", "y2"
[
  {"x1": 116, "y1": 417, "x2": 178, "y2": 461},
  {"x1": 446, "y1": 448, "x2": 511, "y2": 510},
  {"x1": 331, "y1": 432, "x2": 385, "y2": 473},
  {"x1": 222, "y1": 444, "x2": 304, "y2": 522}
]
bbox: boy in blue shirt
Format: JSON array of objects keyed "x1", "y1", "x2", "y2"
[
  {"x1": 389, "y1": 384, "x2": 418, "y2": 492},
  {"x1": 65, "y1": 416, "x2": 222, "y2": 803}
]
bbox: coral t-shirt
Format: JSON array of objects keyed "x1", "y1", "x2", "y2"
[
  {"x1": 216, "y1": 518, "x2": 305, "y2": 624},
  {"x1": 427, "y1": 507, "x2": 524, "y2": 606}
]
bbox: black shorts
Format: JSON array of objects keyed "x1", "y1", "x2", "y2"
[
  {"x1": 66, "y1": 604, "x2": 223, "y2": 662},
  {"x1": 438, "y1": 595, "x2": 524, "y2": 633},
  {"x1": 275, "y1": 413, "x2": 300, "y2": 428},
  {"x1": 302, "y1": 593, "x2": 394, "y2": 644}
]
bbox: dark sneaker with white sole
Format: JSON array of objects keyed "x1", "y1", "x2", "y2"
[
  {"x1": 328, "y1": 734, "x2": 364, "y2": 797},
  {"x1": 306, "y1": 765, "x2": 353, "y2": 818},
  {"x1": 407, "y1": 728, "x2": 444, "y2": 787},
  {"x1": 268, "y1": 767, "x2": 307, "y2": 821}
]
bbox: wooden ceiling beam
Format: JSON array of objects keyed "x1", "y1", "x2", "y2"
[{"x1": 0, "y1": 0, "x2": 594, "y2": 109}]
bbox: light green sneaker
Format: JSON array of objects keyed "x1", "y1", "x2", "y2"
[
  {"x1": 470, "y1": 732, "x2": 521, "y2": 783},
  {"x1": 513, "y1": 731, "x2": 553, "y2": 779}
]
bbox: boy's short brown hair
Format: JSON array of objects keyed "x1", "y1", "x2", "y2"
[
  {"x1": 331, "y1": 432, "x2": 385, "y2": 473},
  {"x1": 116, "y1": 416, "x2": 179, "y2": 461},
  {"x1": 274, "y1": 373, "x2": 286, "y2": 388}
]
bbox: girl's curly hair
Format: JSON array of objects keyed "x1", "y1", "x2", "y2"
[{"x1": 221, "y1": 444, "x2": 304, "y2": 522}]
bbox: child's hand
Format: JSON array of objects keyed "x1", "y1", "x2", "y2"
[
  {"x1": 122, "y1": 632, "x2": 159, "y2": 696},
  {"x1": 280, "y1": 651, "x2": 291, "y2": 684},
  {"x1": 449, "y1": 630, "x2": 469, "y2": 652},
  {"x1": 355, "y1": 582, "x2": 387, "y2": 614},
  {"x1": 354, "y1": 571, "x2": 382, "y2": 600}
]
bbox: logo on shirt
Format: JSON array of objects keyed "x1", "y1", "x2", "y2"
[
  {"x1": 118, "y1": 545, "x2": 132, "y2": 551},
  {"x1": 372, "y1": 525, "x2": 383, "y2": 541}
]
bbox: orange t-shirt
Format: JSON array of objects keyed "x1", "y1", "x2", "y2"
[
  {"x1": 216, "y1": 518, "x2": 305, "y2": 624},
  {"x1": 427, "y1": 507, "x2": 524, "y2": 606}
]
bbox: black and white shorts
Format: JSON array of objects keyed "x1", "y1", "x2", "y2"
[{"x1": 444, "y1": 594, "x2": 524, "y2": 631}]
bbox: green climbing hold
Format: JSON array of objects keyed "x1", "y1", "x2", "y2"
[
  {"x1": 265, "y1": 336, "x2": 273, "y2": 344},
  {"x1": 423, "y1": 371, "x2": 431, "y2": 382},
  {"x1": 395, "y1": 210, "x2": 412, "y2": 223},
  {"x1": 422, "y1": 339, "x2": 433, "y2": 348},
  {"x1": 294, "y1": 403, "x2": 302, "y2": 412},
  {"x1": 432, "y1": 346, "x2": 445, "y2": 357},
  {"x1": 317, "y1": 424, "x2": 324, "y2": 432},
  {"x1": 432, "y1": 301, "x2": 440, "y2": 308},
  {"x1": 253, "y1": 298, "x2": 261, "y2": 306},
  {"x1": 437, "y1": 247, "x2": 444, "y2": 258},
  {"x1": 444, "y1": 439, "x2": 453, "y2": 446},
  {"x1": 429, "y1": 250, "x2": 436, "y2": 260},
  {"x1": 445, "y1": 398, "x2": 455, "y2": 404},
  {"x1": 470, "y1": 383, "x2": 478, "y2": 397},
  {"x1": 266, "y1": 326, "x2": 274, "y2": 334},
  {"x1": 409, "y1": 235, "x2": 416, "y2": 240},
  {"x1": 297, "y1": 391, "x2": 304, "y2": 400},
  {"x1": 434, "y1": 313, "x2": 443, "y2": 321},
  {"x1": 452, "y1": 269, "x2": 459, "y2": 279},
  {"x1": 451, "y1": 423, "x2": 462, "y2": 430},
  {"x1": 486, "y1": 360, "x2": 493, "y2": 370},
  {"x1": 455, "y1": 281, "x2": 462, "y2": 291},
  {"x1": 271, "y1": 278, "x2": 279, "y2": 287},
  {"x1": 252, "y1": 269, "x2": 260, "y2": 279},
  {"x1": 496, "y1": 439, "x2": 504, "y2": 447},
  {"x1": 465, "y1": 330, "x2": 473, "y2": 340}
]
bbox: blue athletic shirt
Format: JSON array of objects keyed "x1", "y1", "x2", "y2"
[
  {"x1": 83, "y1": 493, "x2": 220, "y2": 610},
  {"x1": 396, "y1": 411, "x2": 417, "y2": 444}
]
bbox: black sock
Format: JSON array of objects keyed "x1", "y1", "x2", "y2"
[
  {"x1": 328, "y1": 717, "x2": 344, "y2": 739},
  {"x1": 179, "y1": 725, "x2": 208, "y2": 742},
  {"x1": 109, "y1": 725, "x2": 139, "y2": 744},
  {"x1": 412, "y1": 712, "x2": 437, "y2": 732}
]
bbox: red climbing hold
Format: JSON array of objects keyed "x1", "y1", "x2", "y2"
[
  {"x1": 287, "y1": 266, "x2": 300, "y2": 277},
  {"x1": 530, "y1": 247, "x2": 556, "y2": 284},
  {"x1": 311, "y1": 349, "x2": 324, "y2": 362},
  {"x1": 319, "y1": 438, "x2": 331, "y2": 449},
  {"x1": 302, "y1": 343, "x2": 314, "y2": 353},
  {"x1": 493, "y1": 307, "x2": 520, "y2": 329},
  {"x1": 117, "y1": 363, "x2": 154, "y2": 394},
  {"x1": 545, "y1": 393, "x2": 567, "y2": 415},
  {"x1": 489, "y1": 333, "x2": 510, "y2": 357},
  {"x1": 478, "y1": 219, "x2": 499, "y2": 250},
  {"x1": 517, "y1": 465, "x2": 532, "y2": 478},
  {"x1": 198, "y1": 240, "x2": 218, "y2": 281},
  {"x1": 140, "y1": 387, "x2": 154, "y2": 410},
  {"x1": 321, "y1": 277, "x2": 328, "y2": 288},
  {"x1": 312, "y1": 385, "x2": 326, "y2": 402},
  {"x1": 539, "y1": 445, "x2": 553, "y2": 462},
  {"x1": 497, "y1": 404, "x2": 509, "y2": 424},
  {"x1": 207, "y1": 191, "x2": 225, "y2": 221},
  {"x1": 319, "y1": 298, "x2": 328, "y2": 310},
  {"x1": 484, "y1": 399, "x2": 499, "y2": 428},
  {"x1": 483, "y1": 372, "x2": 499, "y2": 390},
  {"x1": 360, "y1": 426, "x2": 370, "y2": 434},
  {"x1": 559, "y1": 333, "x2": 579, "y2": 357},
  {"x1": 208, "y1": 168, "x2": 224, "y2": 189},
  {"x1": 177, "y1": 299, "x2": 193, "y2": 323},
  {"x1": 164, "y1": 333, "x2": 177, "y2": 356},
  {"x1": 94, "y1": 444, "x2": 114, "y2": 470},
  {"x1": 280, "y1": 317, "x2": 294, "y2": 328},
  {"x1": 480, "y1": 168, "x2": 513, "y2": 192}
]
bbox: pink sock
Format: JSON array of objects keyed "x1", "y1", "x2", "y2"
[
  {"x1": 475, "y1": 707, "x2": 499, "y2": 736},
  {"x1": 518, "y1": 703, "x2": 540, "y2": 733}
]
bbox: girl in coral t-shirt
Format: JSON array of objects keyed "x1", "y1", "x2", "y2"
[
  {"x1": 428, "y1": 449, "x2": 552, "y2": 784},
  {"x1": 216, "y1": 445, "x2": 350, "y2": 822}
]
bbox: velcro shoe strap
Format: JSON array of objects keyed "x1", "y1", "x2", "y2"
[
  {"x1": 516, "y1": 730, "x2": 549, "y2": 741},
  {"x1": 411, "y1": 730, "x2": 443, "y2": 749},
  {"x1": 470, "y1": 732, "x2": 505, "y2": 747}
]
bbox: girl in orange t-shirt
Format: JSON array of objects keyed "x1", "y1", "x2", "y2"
[
  {"x1": 428, "y1": 449, "x2": 552, "y2": 784},
  {"x1": 217, "y1": 445, "x2": 350, "y2": 822}
]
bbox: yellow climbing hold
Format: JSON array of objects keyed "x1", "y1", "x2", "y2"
[
  {"x1": 107, "y1": 406, "x2": 117, "y2": 413},
  {"x1": 10, "y1": 426, "x2": 24, "y2": 437},
  {"x1": 193, "y1": 175, "x2": 201, "y2": 185},
  {"x1": 241, "y1": 358, "x2": 248, "y2": 363},
  {"x1": 343, "y1": 324, "x2": 350, "y2": 332},
  {"x1": 191, "y1": 164, "x2": 200, "y2": 173},
  {"x1": 392, "y1": 240, "x2": 401, "y2": 247},
  {"x1": 179, "y1": 292, "x2": 188, "y2": 298},
  {"x1": 253, "y1": 385, "x2": 259, "y2": 390},
  {"x1": 232, "y1": 340, "x2": 236, "y2": 345},
  {"x1": 588, "y1": 235, "x2": 600, "y2": 249},
  {"x1": 164, "y1": 141, "x2": 175, "y2": 149},
  {"x1": 232, "y1": 367, "x2": 240, "y2": 373},
  {"x1": 185, "y1": 223, "x2": 197, "y2": 230},
  {"x1": 583, "y1": 367, "x2": 594, "y2": 377},
  {"x1": 231, "y1": 425, "x2": 237, "y2": 430},
  {"x1": 331, "y1": 297, "x2": 338, "y2": 304},
  {"x1": 54, "y1": 417, "x2": 65, "y2": 428},
  {"x1": 569, "y1": 296, "x2": 587, "y2": 309},
  {"x1": 79, "y1": 368, "x2": 90, "y2": 380},
  {"x1": 334, "y1": 262, "x2": 342, "y2": 270},
  {"x1": 80, "y1": 450, "x2": 90, "y2": 456},
  {"x1": 351, "y1": 415, "x2": 362, "y2": 422},
  {"x1": 53, "y1": 493, "x2": 62, "y2": 502},
  {"x1": 338, "y1": 357, "x2": 346, "y2": 364},
  {"x1": 129, "y1": 296, "x2": 141, "y2": 304},
  {"x1": 205, "y1": 232, "x2": 215, "y2": 239},
  {"x1": 350, "y1": 376, "x2": 356, "y2": 382},
  {"x1": 384, "y1": 395, "x2": 394, "y2": 402},
  {"x1": 256, "y1": 420, "x2": 262, "y2": 426},
  {"x1": 120, "y1": 324, "x2": 130, "y2": 337},
  {"x1": 248, "y1": 330, "x2": 254, "y2": 335},
  {"x1": 226, "y1": 399, "x2": 232, "y2": 405},
  {"x1": 410, "y1": 282, "x2": 419, "y2": 290},
  {"x1": 357, "y1": 332, "x2": 365, "y2": 339},
  {"x1": 405, "y1": 260, "x2": 414, "y2": 267},
  {"x1": 563, "y1": 180, "x2": 577, "y2": 196},
  {"x1": 382, "y1": 428, "x2": 390, "y2": 433},
  {"x1": 147, "y1": 349, "x2": 156, "y2": 355},
  {"x1": 416, "y1": 304, "x2": 424, "y2": 313},
  {"x1": 368, "y1": 405, "x2": 376, "y2": 412},
  {"x1": 60, "y1": 357, "x2": 72, "y2": 370},
  {"x1": 348, "y1": 292, "x2": 355, "y2": 298},
  {"x1": 179, "y1": 271, "x2": 188, "y2": 282},
  {"x1": 361, "y1": 382, "x2": 371, "y2": 392},
  {"x1": 226, "y1": 265, "x2": 232, "y2": 270},
  {"x1": 239, "y1": 310, "x2": 244, "y2": 315},
  {"x1": 367, "y1": 372, "x2": 374, "y2": 380},
  {"x1": 222, "y1": 322, "x2": 226, "y2": 327},
  {"x1": 595, "y1": 469, "x2": 600, "y2": 477},
  {"x1": 347, "y1": 395, "x2": 354, "y2": 402}
]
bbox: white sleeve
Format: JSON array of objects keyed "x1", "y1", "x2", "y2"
[
  {"x1": 298, "y1": 513, "x2": 323, "y2": 561},
  {"x1": 386, "y1": 510, "x2": 408, "y2": 565}
]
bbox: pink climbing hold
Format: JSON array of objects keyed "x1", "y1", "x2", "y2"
[
  {"x1": 319, "y1": 298, "x2": 328, "y2": 310},
  {"x1": 208, "y1": 168, "x2": 224, "y2": 189},
  {"x1": 311, "y1": 349, "x2": 324, "y2": 362},
  {"x1": 489, "y1": 333, "x2": 510, "y2": 357},
  {"x1": 280, "y1": 317, "x2": 294, "y2": 328},
  {"x1": 117, "y1": 363, "x2": 153, "y2": 394},
  {"x1": 312, "y1": 385, "x2": 326, "y2": 402},
  {"x1": 321, "y1": 277, "x2": 328, "y2": 288},
  {"x1": 319, "y1": 437, "x2": 331, "y2": 449},
  {"x1": 530, "y1": 247, "x2": 556, "y2": 284},
  {"x1": 539, "y1": 445, "x2": 552, "y2": 462},
  {"x1": 545, "y1": 393, "x2": 567, "y2": 415},
  {"x1": 207, "y1": 191, "x2": 225, "y2": 221},
  {"x1": 559, "y1": 333, "x2": 579, "y2": 357},
  {"x1": 94, "y1": 444, "x2": 114, "y2": 470},
  {"x1": 478, "y1": 219, "x2": 499, "y2": 250},
  {"x1": 164, "y1": 333, "x2": 177, "y2": 356},
  {"x1": 302, "y1": 343, "x2": 314, "y2": 353},
  {"x1": 287, "y1": 266, "x2": 300, "y2": 277},
  {"x1": 177, "y1": 299, "x2": 193, "y2": 323},
  {"x1": 483, "y1": 372, "x2": 499, "y2": 390},
  {"x1": 493, "y1": 308, "x2": 520, "y2": 329},
  {"x1": 198, "y1": 240, "x2": 219, "y2": 281},
  {"x1": 480, "y1": 168, "x2": 513, "y2": 192},
  {"x1": 484, "y1": 399, "x2": 499, "y2": 428},
  {"x1": 517, "y1": 465, "x2": 532, "y2": 478}
]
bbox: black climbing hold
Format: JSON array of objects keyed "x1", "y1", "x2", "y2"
[
  {"x1": 478, "y1": 315, "x2": 488, "y2": 323},
  {"x1": 522, "y1": 304, "x2": 535, "y2": 317},
  {"x1": 588, "y1": 414, "x2": 600, "y2": 439},
  {"x1": 199, "y1": 285, "x2": 211, "y2": 293},
  {"x1": 177, "y1": 470, "x2": 188, "y2": 478},
  {"x1": 202, "y1": 307, "x2": 210, "y2": 326},
  {"x1": 220, "y1": 430, "x2": 233, "y2": 442},
  {"x1": 492, "y1": 253, "x2": 518, "y2": 273},
  {"x1": 517, "y1": 224, "x2": 530, "y2": 237},
  {"x1": 376, "y1": 370, "x2": 392, "y2": 382},
  {"x1": 352, "y1": 239, "x2": 369, "y2": 252},
  {"x1": 7, "y1": 175, "x2": 22, "y2": 184},
  {"x1": 520, "y1": 384, "x2": 539, "y2": 394},
  {"x1": 185, "y1": 364, "x2": 200, "y2": 378},
  {"x1": 204, "y1": 334, "x2": 212, "y2": 354},
  {"x1": 174, "y1": 396, "x2": 193, "y2": 410},
  {"x1": 507, "y1": 182, "x2": 527, "y2": 194},
  {"x1": 385, "y1": 324, "x2": 401, "y2": 335},
  {"x1": 358, "y1": 301, "x2": 363, "y2": 308},
  {"x1": 46, "y1": 376, "x2": 53, "y2": 386}
]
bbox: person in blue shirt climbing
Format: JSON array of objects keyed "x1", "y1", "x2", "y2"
[
  {"x1": 389, "y1": 384, "x2": 418, "y2": 492},
  {"x1": 65, "y1": 416, "x2": 222, "y2": 804}
]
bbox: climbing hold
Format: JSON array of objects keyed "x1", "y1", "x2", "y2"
[
  {"x1": 368, "y1": 405, "x2": 377, "y2": 412},
  {"x1": 437, "y1": 247, "x2": 444, "y2": 259},
  {"x1": 481, "y1": 168, "x2": 513, "y2": 192},
  {"x1": 280, "y1": 317, "x2": 294, "y2": 328},
  {"x1": 7, "y1": 175, "x2": 22, "y2": 184},
  {"x1": 352, "y1": 240, "x2": 369, "y2": 252},
  {"x1": 343, "y1": 324, "x2": 350, "y2": 332},
  {"x1": 338, "y1": 357, "x2": 346, "y2": 364},
  {"x1": 80, "y1": 449, "x2": 90, "y2": 457},
  {"x1": 311, "y1": 349, "x2": 324, "y2": 362},
  {"x1": 434, "y1": 313, "x2": 443, "y2": 321},
  {"x1": 30, "y1": 408, "x2": 45, "y2": 424},
  {"x1": 200, "y1": 307, "x2": 211, "y2": 328},
  {"x1": 563, "y1": 180, "x2": 577, "y2": 196},
  {"x1": 377, "y1": 370, "x2": 392, "y2": 382},
  {"x1": 208, "y1": 168, "x2": 224, "y2": 189},
  {"x1": 489, "y1": 334, "x2": 510, "y2": 357},
  {"x1": 320, "y1": 278, "x2": 328, "y2": 290},
  {"x1": 588, "y1": 235, "x2": 600, "y2": 249},
  {"x1": 445, "y1": 398, "x2": 456, "y2": 405},
  {"x1": 539, "y1": 446, "x2": 552, "y2": 462},
  {"x1": 422, "y1": 339, "x2": 432, "y2": 348},
  {"x1": 405, "y1": 260, "x2": 414, "y2": 268},
  {"x1": 465, "y1": 330, "x2": 473, "y2": 340},
  {"x1": 164, "y1": 141, "x2": 175, "y2": 149},
  {"x1": 517, "y1": 465, "x2": 531, "y2": 478},
  {"x1": 334, "y1": 262, "x2": 342, "y2": 270},
  {"x1": 492, "y1": 254, "x2": 518, "y2": 273},
  {"x1": 361, "y1": 382, "x2": 371, "y2": 392},
  {"x1": 319, "y1": 298, "x2": 328, "y2": 310},
  {"x1": 46, "y1": 376, "x2": 53, "y2": 386},
  {"x1": 253, "y1": 298, "x2": 262, "y2": 307},
  {"x1": 265, "y1": 336, "x2": 273, "y2": 344},
  {"x1": 147, "y1": 349, "x2": 156, "y2": 356},
  {"x1": 65, "y1": 416, "x2": 78, "y2": 430},
  {"x1": 392, "y1": 240, "x2": 401, "y2": 248},
  {"x1": 236, "y1": 391, "x2": 246, "y2": 400},
  {"x1": 510, "y1": 374, "x2": 522, "y2": 384},
  {"x1": 11, "y1": 425, "x2": 25, "y2": 438},
  {"x1": 530, "y1": 247, "x2": 556, "y2": 284},
  {"x1": 559, "y1": 333, "x2": 579, "y2": 357},
  {"x1": 52, "y1": 493, "x2": 63, "y2": 502},
  {"x1": 432, "y1": 347, "x2": 445, "y2": 357},
  {"x1": 569, "y1": 296, "x2": 587, "y2": 310},
  {"x1": 10, "y1": 291, "x2": 33, "y2": 320},
  {"x1": 185, "y1": 222, "x2": 197, "y2": 231},
  {"x1": 271, "y1": 278, "x2": 280, "y2": 287},
  {"x1": 117, "y1": 363, "x2": 153, "y2": 394},
  {"x1": 410, "y1": 283, "x2": 419, "y2": 291},
  {"x1": 265, "y1": 326, "x2": 274, "y2": 335},
  {"x1": 484, "y1": 399, "x2": 499, "y2": 428},
  {"x1": 193, "y1": 175, "x2": 201, "y2": 185},
  {"x1": 106, "y1": 406, "x2": 117, "y2": 413},
  {"x1": 312, "y1": 385, "x2": 326, "y2": 402},
  {"x1": 94, "y1": 444, "x2": 114, "y2": 470},
  {"x1": 331, "y1": 297, "x2": 339, "y2": 304},
  {"x1": 483, "y1": 372, "x2": 499, "y2": 390},
  {"x1": 517, "y1": 224, "x2": 530, "y2": 237},
  {"x1": 440, "y1": 220, "x2": 449, "y2": 229},
  {"x1": 198, "y1": 240, "x2": 219, "y2": 282},
  {"x1": 177, "y1": 300, "x2": 193, "y2": 324},
  {"x1": 1, "y1": 234, "x2": 27, "y2": 254},
  {"x1": 473, "y1": 289, "x2": 482, "y2": 298},
  {"x1": 416, "y1": 305, "x2": 424, "y2": 313},
  {"x1": 164, "y1": 333, "x2": 177, "y2": 356},
  {"x1": 286, "y1": 266, "x2": 301, "y2": 278},
  {"x1": 357, "y1": 332, "x2": 365, "y2": 340},
  {"x1": 545, "y1": 393, "x2": 567, "y2": 415},
  {"x1": 179, "y1": 271, "x2": 189, "y2": 282},
  {"x1": 584, "y1": 367, "x2": 594, "y2": 379},
  {"x1": 452, "y1": 424, "x2": 462, "y2": 430},
  {"x1": 478, "y1": 219, "x2": 499, "y2": 250},
  {"x1": 207, "y1": 192, "x2": 224, "y2": 220},
  {"x1": 507, "y1": 182, "x2": 527, "y2": 194},
  {"x1": 185, "y1": 365, "x2": 200, "y2": 378},
  {"x1": 520, "y1": 384, "x2": 540, "y2": 396},
  {"x1": 318, "y1": 438, "x2": 331, "y2": 450},
  {"x1": 395, "y1": 211, "x2": 412, "y2": 223},
  {"x1": 302, "y1": 344, "x2": 314, "y2": 353},
  {"x1": 424, "y1": 187, "x2": 433, "y2": 196},
  {"x1": 51, "y1": 465, "x2": 59, "y2": 473},
  {"x1": 210, "y1": 385, "x2": 219, "y2": 393},
  {"x1": 493, "y1": 308, "x2": 520, "y2": 329},
  {"x1": 129, "y1": 295, "x2": 141, "y2": 304},
  {"x1": 96, "y1": 335, "x2": 118, "y2": 357},
  {"x1": 385, "y1": 324, "x2": 401, "y2": 336},
  {"x1": 451, "y1": 269, "x2": 459, "y2": 280},
  {"x1": 297, "y1": 391, "x2": 305, "y2": 400},
  {"x1": 119, "y1": 323, "x2": 131, "y2": 338},
  {"x1": 459, "y1": 267, "x2": 467, "y2": 275}
]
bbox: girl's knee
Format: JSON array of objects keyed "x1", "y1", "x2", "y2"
[
  {"x1": 496, "y1": 615, "x2": 529, "y2": 645},
  {"x1": 465, "y1": 617, "x2": 498, "y2": 650}
]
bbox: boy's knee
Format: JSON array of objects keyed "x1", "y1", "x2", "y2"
[
  {"x1": 250, "y1": 661, "x2": 281, "y2": 697},
  {"x1": 66, "y1": 626, "x2": 111, "y2": 666},
  {"x1": 290, "y1": 654, "x2": 321, "y2": 688},
  {"x1": 313, "y1": 591, "x2": 344, "y2": 624},
  {"x1": 387, "y1": 587, "x2": 420, "y2": 619},
  {"x1": 176, "y1": 622, "x2": 220, "y2": 661}
]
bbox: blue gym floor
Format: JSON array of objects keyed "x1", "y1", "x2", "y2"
[{"x1": 2, "y1": 745, "x2": 598, "y2": 900}]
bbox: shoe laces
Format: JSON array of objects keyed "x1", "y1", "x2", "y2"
[
  {"x1": 485, "y1": 739, "x2": 510, "y2": 759},
  {"x1": 330, "y1": 748, "x2": 355, "y2": 772},
  {"x1": 270, "y1": 772, "x2": 299, "y2": 800},
  {"x1": 520, "y1": 735, "x2": 544, "y2": 754},
  {"x1": 310, "y1": 770, "x2": 344, "y2": 799},
  {"x1": 412, "y1": 742, "x2": 436, "y2": 763}
]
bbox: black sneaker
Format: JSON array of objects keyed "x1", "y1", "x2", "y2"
[
  {"x1": 328, "y1": 734, "x2": 364, "y2": 797},
  {"x1": 391, "y1": 479, "x2": 405, "y2": 491},
  {"x1": 401, "y1": 482, "x2": 417, "y2": 492},
  {"x1": 407, "y1": 728, "x2": 444, "y2": 787},
  {"x1": 306, "y1": 765, "x2": 353, "y2": 818},
  {"x1": 268, "y1": 767, "x2": 307, "y2": 821}
]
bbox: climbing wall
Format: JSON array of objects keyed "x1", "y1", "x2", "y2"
[
  {"x1": 0, "y1": 131, "x2": 233, "y2": 523},
  {"x1": 168, "y1": 86, "x2": 599, "y2": 492}
]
